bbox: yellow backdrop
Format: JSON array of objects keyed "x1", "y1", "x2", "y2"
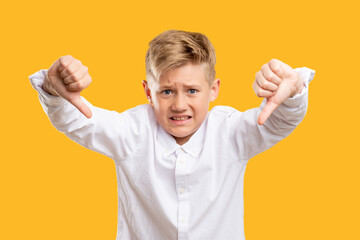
[{"x1": 1, "y1": 0, "x2": 359, "y2": 239}]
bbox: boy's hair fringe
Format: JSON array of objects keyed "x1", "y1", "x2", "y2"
[{"x1": 145, "y1": 30, "x2": 216, "y2": 85}]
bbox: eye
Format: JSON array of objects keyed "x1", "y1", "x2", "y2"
[
  {"x1": 188, "y1": 89, "x2": 197, "y2": 94},
  {"x1": 162, "y1": 90, "x2": 172, "y2": 95}
]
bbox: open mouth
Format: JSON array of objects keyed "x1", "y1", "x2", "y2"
[
  {"x1": 169, "y1": 116, "x2": 192, "y2": 125},
  {"x1": 170, "y1": 116, "x2": 192, "y2": 121}
]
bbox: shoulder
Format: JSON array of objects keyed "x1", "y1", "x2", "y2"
[
  {"x1": 120, "y1": 103, "x2": 157, "y2": 127},
  {"x1": 123, "y1": 103, "x2": 152, "y2": 113},
  {"x1": 207, "y1": 105, "x2": 260, "y2": 129},
  {"x1": 209, "y1": 105, "x2": 243, "y2": 119},
  {"x1": 205, "y1": 106, "x2": 244, "y2": 131},
  {"x1": 122, "y1": 104, "x2": 154, "y2": 118}
]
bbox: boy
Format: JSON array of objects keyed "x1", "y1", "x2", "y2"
[{"x1": 30, "y1": 30, "x2": 315, "y2": 240}]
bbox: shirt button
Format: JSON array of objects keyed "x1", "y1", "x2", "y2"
[
  {"x1": 179, "y1": 188, "x2": 185, "y2": 194},
  {"x1": 179, "y1": 159, "x2": 184, "y2": 164},
  {"x1": 180, "y1": 217, "x2": 186, "y2": 223}
]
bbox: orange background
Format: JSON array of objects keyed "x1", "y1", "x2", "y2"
[{"x1": 1, "y1": 0, "x2": 359, "y2": 239}]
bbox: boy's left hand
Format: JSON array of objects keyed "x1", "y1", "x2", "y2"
[{"x1": 253, "y1": 59, "x2": 304, "y2": 125}]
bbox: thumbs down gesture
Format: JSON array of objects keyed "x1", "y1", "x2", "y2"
[
  {"x1": 253, "y1": 59, "x2": 304, "y2": 125},
  {"x1": 43, "y1": 55, "x2": 92, "y2": 118}
]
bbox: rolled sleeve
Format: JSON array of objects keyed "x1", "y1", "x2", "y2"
[
  {"x1": 29, "y1": 69, "x2": 65, "y2": 106},
  {"x1": 281, "y1": 67, "x2": 315, "y2": 107}
]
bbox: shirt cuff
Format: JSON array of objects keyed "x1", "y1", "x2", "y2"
[
  {"x1": 281, "y1": 67, "x2": 315, "y2": 107},
  {"x1": 29, "y1": 69, "x2": 65, "y2": 106}
]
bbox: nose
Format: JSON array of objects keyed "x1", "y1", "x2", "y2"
[{"x1": 172, "y1": 93, "x2": 187, "y2": 112}]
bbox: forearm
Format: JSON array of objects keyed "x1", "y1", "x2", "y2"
[
  {"x1": 236, "y1": 67, "x2": 315, "y2": 160},
  {"x1": 29, "y1": 69, "x2": 124, "y2": 160}
]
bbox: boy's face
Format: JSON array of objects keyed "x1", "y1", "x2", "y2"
[{"x1": 143, "y1": 62, "x2": 220, "y2": 145}]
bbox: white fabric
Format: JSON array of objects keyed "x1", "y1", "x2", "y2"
[{"x1": 29, "y1": 67, "x2": 315, "y2": 240}]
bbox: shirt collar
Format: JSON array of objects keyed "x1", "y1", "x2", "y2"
[
  {"x1": 157, "y1": 126, "x2": 178, "y2": 157},
  {"x1": 157, "y1": 114, "x2": 208, "y2": 158},
  {"x1": 181, "y1": 118, "x2": 207, "y2": 158}
]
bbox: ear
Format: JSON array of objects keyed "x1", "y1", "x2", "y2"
[
  {"x1": 142, "y1": 80, "x2": 153, "y2": 103},
  {"x1": 209, "y1": 78, "x2": 220, "y2": 102}
]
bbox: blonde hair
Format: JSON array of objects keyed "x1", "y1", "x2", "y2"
[{"x1": 145, "y1": 30, "x2": 216, "y2": 86}]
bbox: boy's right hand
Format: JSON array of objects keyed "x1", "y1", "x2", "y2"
[{"x1": 43, "y1": 55, "x2": 92, "y2": 118}]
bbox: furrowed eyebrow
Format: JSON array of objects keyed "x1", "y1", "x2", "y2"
[
  {"x1": 183, "y1": 84, "x2": 202, "y2": 89},
  {"x1": 158, "y1": 84, "x2": 202, "y2": 90}
]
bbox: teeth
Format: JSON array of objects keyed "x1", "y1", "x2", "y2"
[{"x1": 173, "y1": 117, "x2": 189, "y2": 121}]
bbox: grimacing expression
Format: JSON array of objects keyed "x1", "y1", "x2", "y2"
[{"x1": 143, "y1": 62, "x2": 220, "y2": 145}]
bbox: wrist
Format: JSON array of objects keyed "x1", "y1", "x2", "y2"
[
  {"x1": 289, "y1": 73, "x2": 304, "y2": 98},
  {"x1": 42, "y1": 74, "x2": 59, "y2": 96}
]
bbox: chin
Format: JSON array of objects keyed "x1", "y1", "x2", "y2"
[{"x1": 170, "y1": 129, "x2": 195, "y2": 139}]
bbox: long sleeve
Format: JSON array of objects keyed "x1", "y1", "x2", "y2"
[
  {"x1": 232, "y1": 67, "x2": 315, "y2": 160},
  {"x1": 29, "y1": 69, "x2": 128, "y2": 160}
]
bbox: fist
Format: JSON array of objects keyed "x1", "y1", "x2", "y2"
[
  {"x1": 253, "y1": 59, "x2": 303, "y2": 125},
  {"x1": 44, "y1": 55, "x2": 92, "y2": 118}
]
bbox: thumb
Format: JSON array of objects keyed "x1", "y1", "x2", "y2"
[
  {"x1": 67, "y1": 95, "x2": 92, "y2": 119},
  {"x1": 258, "y1": 100, "x2": 279, "y2": 125},
  {"x1": 47, "y1": 59, "x2": 92, "y2": 118},
  {"x1": 258, "y1": 77, "x2": 295, "y2": 125}
]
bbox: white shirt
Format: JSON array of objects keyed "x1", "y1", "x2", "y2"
[{"x1": 30, "y1": 67, "x2": 315, "y2": 240}]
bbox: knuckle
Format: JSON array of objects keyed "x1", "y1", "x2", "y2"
[
  {"x1": 74, "y1": 59, "x2": 81, "y2": 66},
  {"x1": 60, "y1": 55, "x2": 72, "y2": 64},
  {"x1": 60, "y1": 71, "x2": 67, "y2": 78},
  {"x1": 269, "y1": 59, "x2": 279, "y2": 69},
  {"x1": 66, "y1": 68, "x2": 73, "y2": 75},
  {"x1": 66, "y1": 65, "x2": 76, "y2": 75},
  {"x1": 72, "y1": 73, "x2": 80, "y2": 82},
  {"x1": 267, "y1": 74, "x2": 275, "y2": 82},
  {"x1": 59, "y1": 57, "x2": 67, "y2": 67},
  {"x1": 77, "y1": 81, "x2": 83, "y2": 89},
  {"x1": 270, "y1": 58, "x2": 278, "y2": 64},
  {"x1": 261, "y1": 64, "x2": 267, "y2": 71},
  {"x1": 63, "y1": 76, "x2": 70, "y2": 84},
  {"x1": 262, "y1": 82, "x2": 269, "y2": 89},
  {"x1": 66, "y1": 55, "x2": 74, "y2": 62},
  {"x1": 272, "y1": 66, "x2": 280, "y2": 73}
]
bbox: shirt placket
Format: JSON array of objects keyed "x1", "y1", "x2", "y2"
[{"x1": 175, "y1": 148, "x2": 190, "y2": 240}]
